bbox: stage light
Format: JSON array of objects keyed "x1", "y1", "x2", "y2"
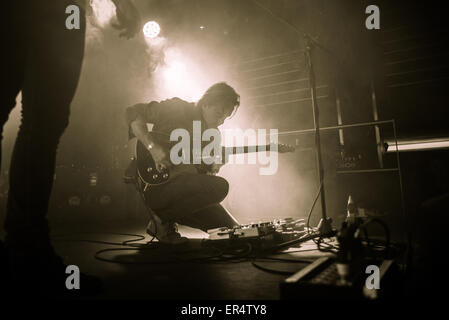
[
  {"x1": 143, "y1": 21, "x2": 161, "y2": 38},
  {"x1": 384, "y1": 137, "x2": 449, "y2": 153},
  {"x1": 68, "y1": 196, "x2": 81, "y2": 207},
  {"x1": 89, "y1": 172, "x2": 98, "y2": 187},
  {"x1": 99, "y1": 195, "x2": 112, "y2": 206}
]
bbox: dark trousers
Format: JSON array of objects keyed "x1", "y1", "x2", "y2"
[
  {"x1": 2, "y1": 1, "x2": 85, "y2": 254},
  {"x1": 144, "y1": 173, "x2": 239, "y2": 232}
]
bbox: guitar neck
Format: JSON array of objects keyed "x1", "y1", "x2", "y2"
[{"x1": 222, "y1": 144, "x2": 272, "y2": 155}]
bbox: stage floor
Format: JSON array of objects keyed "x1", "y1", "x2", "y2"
[{"x1": 47, "y1": 219, "x2": 333, "y2": 299}]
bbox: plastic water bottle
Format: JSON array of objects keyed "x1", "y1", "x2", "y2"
[{"x1": 346, "y1": 195, "x2": 357, "y2": 224}]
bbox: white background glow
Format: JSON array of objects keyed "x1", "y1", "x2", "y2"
[
  {"x1": 153, "y1": 47, "x2": 208, "y2": 102},
  {"x1": 90, "y1": 0, "x2": 116, "y2": 27}
]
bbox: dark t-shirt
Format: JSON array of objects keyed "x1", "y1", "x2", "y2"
[
  {"x1": 126, "y1": 97, "x2": 207, "y2": 143},
  {"x1": 126, "y1": 97, "x2": 217, "y2": 172}
]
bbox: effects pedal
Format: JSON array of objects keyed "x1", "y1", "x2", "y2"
[
  {"x1": 207, "y1": 223, "x2": 273, "y2": 241},
  {"x1": 207, "y1": 218, "x2": 305, "y2": 242}
]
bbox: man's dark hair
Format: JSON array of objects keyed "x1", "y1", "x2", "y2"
[{"x1": 197, "y1": 82, "x2": 240, "y2": 117}]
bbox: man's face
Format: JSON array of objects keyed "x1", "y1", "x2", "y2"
[{"x1": 202, "y1": 102, "x2": 234, "y2": 128}]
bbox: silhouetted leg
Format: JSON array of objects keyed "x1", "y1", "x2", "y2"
[
  {"x1": 4, "y1": 0, "x2": 86, "y2": 258},
  {"x1": 1, "y1": 0, "x2": 26, "y2": 170}
]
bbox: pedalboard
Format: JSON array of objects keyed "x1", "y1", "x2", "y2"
[{"x1": 206, "y1": 218, "x2": 305, "y2": 242}]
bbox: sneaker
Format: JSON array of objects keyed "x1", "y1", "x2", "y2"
[{"x1": 146, "y1": 218, "x2": 188, "y2": 245}]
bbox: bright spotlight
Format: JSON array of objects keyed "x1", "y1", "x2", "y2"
[{"x1": 143, "y1": 21, "x2": 161, "y2": 38}]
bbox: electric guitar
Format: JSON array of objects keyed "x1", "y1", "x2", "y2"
[{"x1": 127, "y1": 136, "x2": 295, "y2": 186}]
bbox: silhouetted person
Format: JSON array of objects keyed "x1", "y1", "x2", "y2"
[{"x1": 1, "y1": 0, "x2": 140, "y2": 297}]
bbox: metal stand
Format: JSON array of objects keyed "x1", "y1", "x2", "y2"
[
  {"x1": 265, "y1": 35, "x2": 338, "y2": 252},
  {"x1": 248, "y1": 1, "x2": 337, "y2": 246},
  {"x1": 304, "y1": 34, "x2": 333, "y2": 237}
]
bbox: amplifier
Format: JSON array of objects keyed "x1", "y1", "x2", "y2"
[{"x1": 280, "y1": 256, "x2": 402, "y2": 300}]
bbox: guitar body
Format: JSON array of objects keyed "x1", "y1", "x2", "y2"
[{"x1": 128, "y1": 138, "x2": 199, "y2": 186}]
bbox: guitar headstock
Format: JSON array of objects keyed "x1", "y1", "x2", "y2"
[{"x1": 271, "y1": 143, "x2": 296, "y2": 153}]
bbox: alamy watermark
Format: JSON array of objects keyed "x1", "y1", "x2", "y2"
[
  {"x1": 65, "y1": 4, "x2": 380, "y2": 30},
  {"x1": 365, "y1": 264, "x2": 380, "y2": 289},
  {"x1": 65, "y1": 264, "x2": 80, "y2": 290},
  {"x1": 365, "y1": 5, "x2": 380, "y2": 30},
  {"x1": 65, "y1": 5, "x2": 81, "y2": 30},
  {"x1": 169, "y1": 121, "x2": 279, "y2": 175}
]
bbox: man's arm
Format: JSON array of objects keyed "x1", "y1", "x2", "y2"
[
  {"x1": 126, "y1": 103, "x2": 171, "y2": 170},
  {"x1": 125, "y1": 103, "x2": 158, "y2": 146},
  {"x1": 129, "y1": 115, "x2": 155, "y2": 150}
]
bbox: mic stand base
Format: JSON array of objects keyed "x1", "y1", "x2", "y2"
[{"x1": 317, "y1": 217, "x2": 334, "y2": 237}]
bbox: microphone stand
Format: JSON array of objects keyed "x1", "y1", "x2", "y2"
[
  {"x1": 304, "y1": 34, "x2": 334, "y2": 237},
  {"x1": 249, "y1": 1, "x2": 338, "y2": 249},
  {"x1": 261, "y1": 34, "x2": 337, "y2": 254}
]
